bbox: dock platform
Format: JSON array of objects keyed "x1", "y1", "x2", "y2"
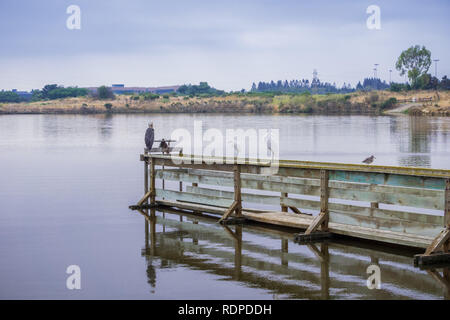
[{"x1": 130, "y1": 153, "x2": 450, "y2": 266}]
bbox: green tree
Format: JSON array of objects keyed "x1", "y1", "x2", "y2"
[
  {"x1": 97, "y1": 86, "x2": 115, "y2": 100},
  {"x1": 0, "y1": 91, "x2": 21, "y2": 103},
  {"x1": 395, "y1": 45, "x2": 432, "y2": 88}
]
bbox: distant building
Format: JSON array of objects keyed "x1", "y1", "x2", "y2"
[
  {"x1": 86, "y1": 84, "x2": 181, "y2": 95},
  {"x1": 12, "y1": 89, "x2": 33, "y2": 100}
]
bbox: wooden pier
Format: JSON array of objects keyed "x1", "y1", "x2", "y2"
[{"x1": 130, "y1": 153, "x2": 450, "y2": 266}]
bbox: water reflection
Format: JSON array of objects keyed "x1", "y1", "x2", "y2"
[
  {"x1": 390, "y1": 117, "x2": 431, "y2": 167},
  {"x1": 139, "y1": 208, "x2": 450, "y2": 300},
  {"x1": 98, "y1": 114, "x2": 114, "y2": 141}
]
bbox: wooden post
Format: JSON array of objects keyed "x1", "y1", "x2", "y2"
[
  {"x1": 445, "y1": 179, "x2": 450, "y2": 228},
  {"x1": 179, "y1": 181, "x2": 183, "y2": 192},
  {"x1": 149, "y1": 208, "x2": 156, "y2": 255},
  {"x1": 281, "y1": 239, "x2": 288, "y2": 266},
  {"x1": 234, "y1": 225, "x2": 242, "y2": 280},
  {"x1": 150, "y1": 157, "x2": 156, "y2": 205},
  {"x1": 234, "y1": 164, "x2": 242, "y2": 217},
  {"x1": 320, "y1": 242, "x2": 330, "y2": 300},
  {"x1": 162, "y1": 163, "x2": 165, "y2": 190},
  {"x1": 144, "y1": 160, "x2": 149, "y2": 204},
  {"x1": 319, "y1": 169, "x2": 330, "y2": 231},
  {"x1": 144, "y1": 148, "x2": 149, "y2": 204},
  {"x1": 301, "y1": 169, "x2": 331, "y2": 238},
  {"x1": 281, "y1": 193, "x2": 288, "y2": 212}
]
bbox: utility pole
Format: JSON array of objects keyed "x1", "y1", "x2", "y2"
[
  {"x1": 374, "y1": 64, "x2": 379, "y2": 78},
  {"x1": 433, "y1": 59, "x2": 440, "y2": 78},
  {"x1": 389, "y1": 69, "x2": 392, "y2": 84}
]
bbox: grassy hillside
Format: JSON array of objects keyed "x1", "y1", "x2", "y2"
[{"x1": 0, "y1": 90, "x2": 449, "y2": 116}]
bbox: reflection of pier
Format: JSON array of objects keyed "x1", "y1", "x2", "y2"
[{"x1": 139, "y1": 208, "x2": 449, "y2": 299}]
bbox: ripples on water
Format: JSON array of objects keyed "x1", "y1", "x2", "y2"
[{"x1": 0, "y1": 114, "x2": 449, "y2": 299}]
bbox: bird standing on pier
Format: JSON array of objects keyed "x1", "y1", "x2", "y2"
[
  {"x1": 265, "y1": 132, "x2": 274, "y2": 160},
  {"x1": 145, "y1": 123, "x2": 154, "y2": 151},
  {"x1": 159, "y1": 138, "x2": 169, "y2": 154},
  {"x1": 362, "y1": 155, "x2": 375, "y2": 164}
]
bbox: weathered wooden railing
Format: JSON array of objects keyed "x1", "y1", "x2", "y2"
[{"x1": 131, "y1": 153, "x2": 450, "y2": 266}]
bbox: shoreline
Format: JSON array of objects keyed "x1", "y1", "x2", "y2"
[{"x1": 1, "y1": 90, "x2": 449, "y2": 116}]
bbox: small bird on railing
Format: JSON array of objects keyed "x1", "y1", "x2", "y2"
[
  {"x1": 145, "y1": 123, "x2": 154, "y2": 151},
  {"x1": 362, "y1": 155, "x2": 375, "y2": 164},
  {"x1": 159, "y1": 138, "x2": 169, "y2": 154}
]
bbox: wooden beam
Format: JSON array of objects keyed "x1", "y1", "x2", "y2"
[
  {"x1": 305, "y1": 211, "x2": 328, "y2": 235},
  {"x1": 137, "y1": 191, "x2": 152, "y2": 206},
  {"x1": 144, "y1": 159, "x2": 149, "y2": 204},
  {"x1": 288, "y1": 206, "x2": 303, "y2": 214},
  {"x1": 150, "y1": 158, "x2": 156, "y2": 205},
  {"x1": 234, "y1": 165, "x2": 242, "y2": 217},
  {"x1": 218, "y1": 200, "x2": 239, "y2": 224},
  {"x1": 445, "y1": 179, "x2": 450, "y2": 228},
  {"x1": 158, "y1": 169, "x2": 445, "y2": 210},
  {"x1": 281, "y1": 193, "x2": 288, "y2": 212},
  {"x1": 425, "y1": 228, "x2": 450, "y2": 255}
]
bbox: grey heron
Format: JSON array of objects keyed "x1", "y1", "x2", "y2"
[{"x1": 145, "y1": 122, "x2": 154, "y2": 151}]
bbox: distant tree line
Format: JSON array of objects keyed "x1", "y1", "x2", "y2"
[
  {"x1": 177, "y1": 82, "x2": 225, "y2": 97},
  {"x1": 356, "y1": 78, "x2": 390, "y2": 91},
  {"x1": 250, "y1": 78, "x2": 354, "y2": 94},
  {"x1": 0, "y1": 90, "x2": 23, "y2": 103},
  {"x1": 31, "y1": 84, "x2": 88, "y2": 100}
]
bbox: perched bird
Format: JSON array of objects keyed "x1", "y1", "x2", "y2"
[
  {"x1": 362, "y1": 155, "x2": 375, "y2": 164},
  {"x1": 159, "y1": 138, "x2": 169, "y2": 154},
  {"x1": 265, "y1": 132, "x2": 275, "y2": 159},
  {"x1": 145, "y1": 123, "x2": 154, "y2": 151}
]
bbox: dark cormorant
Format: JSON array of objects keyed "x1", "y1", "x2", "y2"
[{"x1": 159, "y1": 138, "x2": 168, "y2": 153}]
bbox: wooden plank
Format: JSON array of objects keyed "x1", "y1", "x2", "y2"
[
  {"x1": 186, "y1": 168, "x2": 444, "y2": 199},
  {"x1": 155, "y1": 199, "x2": 434, "y2": 248},
  {"x1": 186, "y1": 185, "x2": 444, "y2": 226},
  {"x1": 145, "y1": 154, "x2": 450, "y2": 179},
  {"x1": 186, "y1": 186, "x2": 281, "y2": 206},
  {"x1": 148, "y1": 147, "x2": 182, "y2": 153},
  {"x1": 158, "y1": 169, "x2": 444, "y2": 210},
  {"x1": 277, "y1": 167, "x2": 446, "y2": 190},
  {"x1": 242, "y1": 210, "x2": 434, "y2": 248},
  {"x1": 329, "y1": 211, "x2": 443, "y2": 238},
  {"x1": 156, "y1": 189, "x2": 233, "y2": 208}
]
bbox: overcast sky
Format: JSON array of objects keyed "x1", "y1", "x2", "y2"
[{"x1": 0, "y1": 0, "x2": 448, "y2": 91}]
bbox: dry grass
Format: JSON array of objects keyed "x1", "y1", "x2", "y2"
[{"x1": 1, "y1": 90, "x2": 449, "y2": 115}]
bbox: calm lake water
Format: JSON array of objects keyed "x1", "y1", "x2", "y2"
[{"x1": 0, "y1": 113, "x2": 449, "y2": 299}]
